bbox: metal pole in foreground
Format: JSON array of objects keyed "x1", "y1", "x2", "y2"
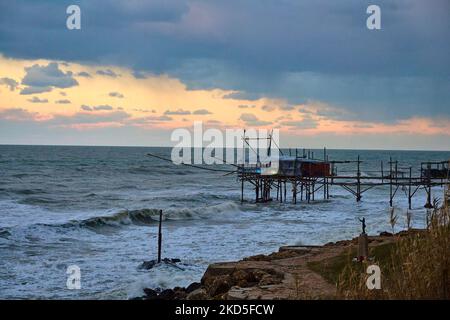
[{"x1": 158, "y1": 209, "x2": 162, "y2": 263}]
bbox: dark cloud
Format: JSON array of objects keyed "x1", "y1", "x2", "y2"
[
  {"x1": 132, "y1": 108, "x2": 156, "y2": 113},
  {"x1": 20, "y1": 62, "x2": 78, "y2": 95},
  {"x1": 55, "y1": 99, "x2": 71, "y2": 104},
  {"x1": 261, "y1": 105, "x2": 276, "y2": 112},
  {"x1": 239, "y1": 113, "x2": 272, "y2": 126},
  {"x1": 132, "y1": 70, "x2": 148, "y2": 79},
  {"x1": 237, "y1": 104, "x2": 255, "y2": 109},
  {"x1": 96, "y1": 69, "x2": 120, "y2": 78},
  {"x1": 109, "y1": 91, "x2": 124, "y2": 98},
  {"x1": 93, "y1": 105, "x2": 114, "y2": 111},
  {"x1": 0, "y1": 77, "x2": 19, "y2": 91},
  {"x1": 164, "y1": 109, "x2": 191, "y2": 115},
  {"x1": 27, "y1": 96, "x2": 48, "y2": 103},
  {"x1": 315, "y1": 105, "x2": 353, "y2": 121},
  {"x1": 20, "y1": 86, "x2": 52, "y2": 95},
  {"x1": 77, "y1": 71, "x2": 92, "y2": 78},
  {"x1": 80, "y1": 104, "x2": 114, "y2": 111},
  {"x1": 193, "y1": 109, "x2": 212, "y2": 115},
  {"x1": 0, "y1": 0, "x2": 449, "y2": 122}
]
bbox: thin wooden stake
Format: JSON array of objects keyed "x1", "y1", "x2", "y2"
[{"x1": 158, "y1": 209, "x2": 162, "y2": 263}]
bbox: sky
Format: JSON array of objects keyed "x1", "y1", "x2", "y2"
[{"x1": 0, "y1": 0, "x2": 449, "y2": 150}]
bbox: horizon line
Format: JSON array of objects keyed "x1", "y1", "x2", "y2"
[{"x1": 0, "y1": 143, "x2": 449, "y2": 153}]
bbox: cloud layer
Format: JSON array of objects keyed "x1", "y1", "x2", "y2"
[
  {"x1": 20, "y1": 62, "x2": 78, "y2": 94},
  {"x1": 0, "y1": 0, "x2": 448, "y2": 123}
]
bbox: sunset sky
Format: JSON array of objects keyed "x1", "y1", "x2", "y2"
[{"x1": 0, "y1": 0, "x2": 449, "y2": 150}]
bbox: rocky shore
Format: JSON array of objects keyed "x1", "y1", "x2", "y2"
[{"x1": 137, "y1": 231, "x2": 414, "y2": 300}]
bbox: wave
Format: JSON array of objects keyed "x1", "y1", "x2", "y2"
[{"x1": 50, "y1": 202, "x2": 240, "y2": 231}]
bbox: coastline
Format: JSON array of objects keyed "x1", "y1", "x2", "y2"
[{"x1": 137, "y1": 230, "x2": 418, "y2": 300}]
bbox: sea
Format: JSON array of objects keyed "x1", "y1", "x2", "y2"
[{"x1": 0, "y1": 145, "x2": 448, "y2": 299}]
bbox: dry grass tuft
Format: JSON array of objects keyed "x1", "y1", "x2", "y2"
[{"x1": 337, "y1": 202, "x2": 449, "y2": 299}]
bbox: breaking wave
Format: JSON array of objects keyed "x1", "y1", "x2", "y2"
[{"x1": 54, "y1": 201, "x2": 240, "y2": 231}]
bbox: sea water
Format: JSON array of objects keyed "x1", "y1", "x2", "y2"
[{"x1": 0, "y1": 145, "x2": 448, "y2": 299}]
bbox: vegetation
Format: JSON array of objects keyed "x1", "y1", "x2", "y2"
[{"x1": 309, "y1": 201, "x2": 449, "y2": 299}]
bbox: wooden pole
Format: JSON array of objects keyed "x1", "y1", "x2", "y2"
[
  {"x1": 300, "y1": 182, "x2": 304, "y2": 201},
  {"x1": 276, "y1": 179, "x2": 280, "y2": 201},
  {"x1": 408, "y1": 167, "x2": 412, "y2": 210},
  {"x1": 293, "y1": 181, "x2": 297, "y2": 204},
  {"x1": 280, "y1": 180, "x2": 283, "y2": 202},
  {"x1": 389, "y1": 157, "x2": 393, "y2": 207},
  {"x1": 158, "y1": 209, "x2": 162, "y2": 263},
  {"x1": 307, "y1": 181, "x2": 310, "y2": 203},
  {"x1": 312, "y1": 181, "x2": 315, "y2": 201},
  {"x1": 356, "y1": 155, "x2": 361, "y2": 202},
  {"x1": 241, "y1": 177, "x2": 244, "y2": 203}
]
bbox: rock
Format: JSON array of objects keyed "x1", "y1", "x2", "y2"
[
  {"x1": 379, "y1": 231, "x2": 393, "y2": 237},
  {"x1": 227, "y1": 286, "x2": 253, "y2": 300},
  {"x1": 139, "y1": 260, "x2": 157, "y2": 270},
  {"x1": 207, "y1": 275, "x2": 231, "y2": 297},
  {"x1": 252, "y1": 270, "x2": 268, "y2": 282},
  {"x1": 173, "y1": 287, "x2": 187, "y2": 300},
  {"x1": 143, "y1": 288, "x2": 158, "y2": 299},
  {"x1": 186, "y1": 282, "x2": 202, "y2": 293},
  {"x1": 186, "y1": 288, "x2": 208, "y2": 300},
  {"x1": 201, "y1": 262, "x2": 237, "y2": 284},
  {"x1": 231, "y1": 270, "x2": 251, "y2": 288},
  {"x1": 162, "y1": 258, "x2": 181, "y2": 263},
  {"x1": 243, "y1": 254, "x2": 270, "y2": 261},
  {"x1": 139, "y1": 258, "x2": 182, "y2": 270},
  {"x1": 259, "y1": 274, "x2": 282, "y2": 286},
  {"x1": 158, "y1": 289, "x2": 175, "y2": 300}
]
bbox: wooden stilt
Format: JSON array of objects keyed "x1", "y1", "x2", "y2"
[
  {"x1": 390, "y1": 157, "x2": 393, "y2": 207},
  {"x1": 241, "y1": 177, "x2": 244, "y2": 203}
]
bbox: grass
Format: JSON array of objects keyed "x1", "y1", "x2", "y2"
[
  {"x1": 308, "y1": 202, "x2": 449, "y2": 299},
  {"x1": 307, "y1": 242, "x2": 396, "y2": 288}
]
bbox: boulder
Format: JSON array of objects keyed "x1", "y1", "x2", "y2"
[
  {"x1": 186, "y1": 288, "x2": 208, "y2": 300},
  {"x1": 143, "y1": 288, "x2": 158, "y2": 299},
  {"x1": 207, "y1": 275, "x2": 232, "y2": 297},
  {"x1": 158, "y1": 289, "x2": 175, "y2": 300},
  {"x1": 259, "y1": 274, "x2": 282, "y2": 286},
  {"x1": 186, "y1": 282, "x2": 202, "y2": 293},
  {"x1": 201, "y1": 262, "x2": 237, "y2": 284},
  {"x1": 173, "y1": 287, "x2": 187, "y2": 300}
]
